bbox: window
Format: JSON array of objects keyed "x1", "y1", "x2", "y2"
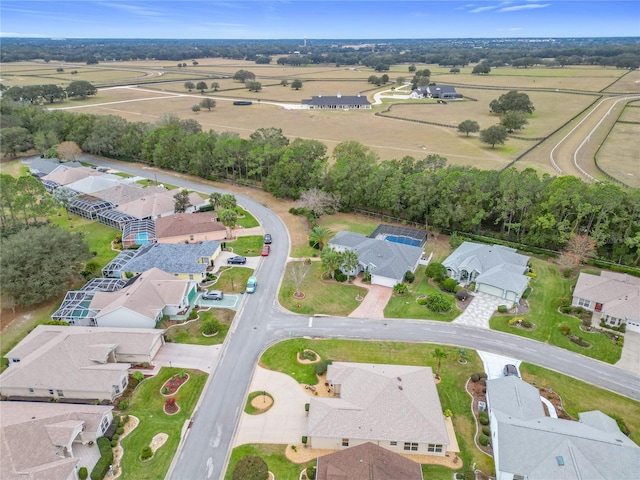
[
  {"x1": 577, "y1": 297, "x2": 590, "y2": 308},
  {"x1": 189, "y1": 274, "x2": 194, "y2": 280},
  {"x1": 427, "y1": 444, "x2": 443, "y2": 453},
  {"x1": 403, "y1": 442, "x2": 418, "y2": 451},
  {"x1": 341, "y1": 438, "x2": 349, "y2": 447},
  {"x1": 390, "y1": 441, "x2": 397, "y2": 446},
  {"x1": 190, "y1": 235, "x2": 194, "y2": 241},
  {"x1": 49, "y1": 389, "x2": 54, "y2": 395},
  {"x1": 100, "y1": 416, "x2": 110, "y2": 434},
  {"x1": 114, "y1": 385, "x2": 120, "y2": 394},
  {"x1": 11, "y1": 358, "x2": 20, "y2": 363},
  {"x1": 122, "y1": 377, "x2": 127, "y2": 388},
  {"x1": 28, "y1": 388, "x2": 34, "y2": 394},
  {"x1": 57, "y1": 390, "x2": 64, "y2": 397}
]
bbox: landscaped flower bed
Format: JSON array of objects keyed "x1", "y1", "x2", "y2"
[{"x1": 161, "y1": 371, "x2": 190, "y2": 396}]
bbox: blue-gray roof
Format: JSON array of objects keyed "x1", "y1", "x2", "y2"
[
  {"x1": 29, "y1": 158, "x2": 82, "y2": 176},
  {"x1": 302, "y1": 94, "x2": 370, "y2": 106}
]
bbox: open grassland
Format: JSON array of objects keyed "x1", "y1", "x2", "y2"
[
  {"x1": 595, "y1": 119, "x2": 640, "y2": 188},
  {"x1": 602, "y1": 69, "x2": 640, "y2": 93}
]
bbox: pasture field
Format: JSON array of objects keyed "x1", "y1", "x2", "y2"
[
  {"x1": 4, "y1": 59, "x2": 638, "y2": 178},
  {"x1": 596, "y1": 119, "x2": 640, "y2": 188}
]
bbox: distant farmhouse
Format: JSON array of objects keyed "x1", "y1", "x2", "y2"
[
  {"x1": 487, "y1": 376, "x2": 640, "y2": 479},
  {"x1": 572, "y1": 271, "x2": 640, "y2": 333},
  {"x1": 410, "y1": 85, "x2": 463, "y2": 100},
  {"x1": 302, "y1": 92, "x2": 371, "y2": 110}
]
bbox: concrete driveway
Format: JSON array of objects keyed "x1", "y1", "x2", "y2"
[
  {"x1": 453, "y1": 292, "x2": 506, "y2": 329},
  {"x1": 617, "y1": 331, "x2": 640, "y2": 374},
  {"x1": 153, "y1": 343, "x2": 221, "y2": 373},
  {"x1": 217, "y1": 251, "x2": 261, "y2": 270},
  {"x1": 198, "y1": 293, "x2": 242, "y2": 310},
  {"x1": 233, "y1": 366, "x2": 309, "y2": 446},
  {"x1": 348, "y1": 278, "x2": 392, "y2": 319}
]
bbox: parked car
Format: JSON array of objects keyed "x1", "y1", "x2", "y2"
[
  {"x1": 246, "y1": 276, "x2": 258, "y2": 293},
  {"x1": 227, "y1": 255, "x2": 246, "y2": 265},
  {"x1": 264, "y1": 233, "x2": 272, "y2": 244},
  {"x1": 503, "y1": 364, "x2": 519, "y2": 377},
  {"x1": 261, "y1": 245, "x2": 270, "y2": 256},
  {"x1": 202, "y1": 290, "x2": 224, "y2": 301}
]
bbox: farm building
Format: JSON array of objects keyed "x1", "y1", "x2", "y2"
[
  {"x1": 302, "y1": 93, "x2": 371, "y2": 110},
  {"x1": 410, "y1": 85, "x2": 463, "y2": 99}
]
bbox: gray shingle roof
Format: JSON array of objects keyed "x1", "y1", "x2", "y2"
[
  {"x1": 308, "y1": 363, "x2": 449, "y2": 445},
  {"x1": 116, "y1": 241, "x2": 220, "y2": 275},
  {"x1": 302, "y1": 94, "x2": 370, "y2": 106},
  {"x1": 329, "y1": 232, "x2": 423, "y2": 283},
  {"x1": 29, "y1": 158, "x2": 82, "y2": 176}
]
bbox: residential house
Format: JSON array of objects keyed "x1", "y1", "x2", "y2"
[
  {"x1": 28, "y1": 158, "x2": 82, "y2": 178},
  {"x1": 41, "y1": 166, "x2": 102, "y2": 192},
  {"x1": 155, "y1": 212, "x2": 226, "y2": 244},
  {"x1": 486, "y1": 376, "x2": 640, "y2": 480},
  {"x1": 93, "y1": 183, "x2": 166, "y2": 206},
  {"x1": 116, "y1": 189, "x2": 205, "y2": 220},
  {"x1": 410, "y1": 85, "x2": 463, "y2": 100},
  {"x1": 65, "y1": 173, "x2": 128, "y2": 195},
  {"x1": 315, "y1": 442, "x2": 423, "y2": 480},
  {"x1": 442, "y1": 242, "x2": 530, "y2": 303},
  {"x1": 0, "y1": 402, "x2": 113, "y2": 480},
  {"x1": 1, "y1": 325, "x2": 164, "y2": 402},
  {"x1": 102, "y1": 241, "x2": 221, "y2": 280},
  {"x1": 302, "y1": 93, "x2": 371, "y2": 110},
  {"x1": 328, "y1": 231, "x2": 424, "y2": 287},
  {"x1": 572, "y1": 271, "x2": 640, "y2": 333},
  {"x1": 307, "y1": 362, "x2": 451, "y2": 456}
]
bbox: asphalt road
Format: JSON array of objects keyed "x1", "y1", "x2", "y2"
[{"x1": 81, "y1": 156, "x2": 640, "y2": 480}]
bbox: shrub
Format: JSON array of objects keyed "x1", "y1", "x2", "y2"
[
  {"x1": 443, "y1": 408, "x2": 453, "y2": 418},
  {"x1": 455, "y1": 289, "x2": 469, "y2": 300},
  {"x1": 302, "y1": 436, "x2": 308, "y2": 444},
  {"x1": 563, "y1": 268, "x2": 573, "y2": 278},
  {"x1": 232, "y1": 455, "x2": 269, "y2": 480},
  {"x1": 479, "y1": 434, "x2": 490, "y2": 446},
  {"x1": 479, "y1": 372, "x2": 487, "y2": 379},
  {"x1": 508, "y1": 318, "x2": 519, "y2": 326},
  {"x1": 362, "y1": 270, "x2": 371, "y2": 283},
  {"x1": 471, "y1": 373, "x2": 480, "y2": 382},
  {"x1": 78, "y1": 467, "x2": 88, "y2": 480},
  {"x1": 559, "y1": 297, "x2": 572, "y2": 307},
  {"x1": 424, "y1": 262, "x2": 447, "y2": 283},
  {"x1": 469, "y1": 282, "x2": 476, "y2": 292},
  {"x1": 560, "y1": 306, "x2": 573, "y2": 314},
  {"x1": 90, "y1": 437, "x2": 113, "y2": 480},
  {"x1": 559, "y1": 324, "x2": 572, "y2": 336},
  {"x1": 140, "y1": 445, "x2": 153, "y2": 461},
  {"x1": 478, "y1": 411, "x2": 489, "y2": 425},
  {"x1": 620, "y1": 323, "x2": 626, "y2": 333},
  {"x1": 178, "y1": 370, "x2": 186, "y2": 379},
  {"x1": 116, "y1": 426, "x2": 124, "y2": 435},
  {"x1": 201, "y1": 318, "x2": 221, "y2": 335},
  {"x1": 425, "y1": 292, "x2": 452, "y2": 313},
  {"x1": 581, "y1": 316, "x2": 592, "y2": 328},
  {"x1": 122, "y1": 414, "x2": 129, "y2": 424},
  {"x1": 522, "y1": 320, "x2": 533, "y2": 328},
  {"x1": 306, "y1": 465, "x2": 316, "y2": 480},
  {"x1": 132, "y1": 371, "x2": 145, "y2": 383},
  {"x1": 497, "y1": 305, "x2": 508, "y2": 313},
  {"x1": 404, "y1": 270, "x2": 415, "y2": 283},
  {"x1": 305, "y1": 403, "x2": 310, "y2": 412},
  {"x1": 417, "y1": 296, "x2": 427, "y2": 305},
  {"x1": 334, "y1": 270, "x2": 347, "y2": 282},
  {"x1": 443, "y1": 278, "x2": 457, "y2": 292},
  {"x1": 478, "y1": 377, "x2": 487, "y2": 386},
  {"x1": 162, "y1": 387, "x2": 169, "y2": 394},
  {"x1": 300, "y1": 350, "x2": 317, "y2": 361},
  {"x1": 188, "y1": 309, "x2": 198, "y2": 320},
  {"x1": 482, "y1": 426, "x2": 491, "y2": 436},
  {"x1": 315, "y1": 360, "x2": 332, "y2": 376},
  {"x1": 393, "y1": 283, "x2": 409, "y2": 295},
  {"x1": 610, "y1": 413, "x2": 631, "y2": 436},
  {"x1": 119, "y1": 400, "x2": 130, "y2": 410},
  {"x1": 165, "y1": 397, "x2": 176, "y2": 407}
]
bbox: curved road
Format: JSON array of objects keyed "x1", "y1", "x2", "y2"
[{"x1": 84, "y1": 157, "x2": 640, "y2": 480}]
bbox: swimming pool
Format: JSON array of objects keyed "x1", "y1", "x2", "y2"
[{"x1": 385, "y1": 235, "x2": 421, "y2": 247}]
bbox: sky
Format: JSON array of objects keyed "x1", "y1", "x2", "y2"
[{"x1": 0, "y1": 1, "x2": 638, "y2": 39}]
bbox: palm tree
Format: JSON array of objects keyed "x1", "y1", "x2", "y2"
[
  {"x1": 219, "y1": 209, "x2": 237, "y2": 240},
  {"x1": 308, "y1": 225, "x2": 333, "y2": 251},
  {"x1": 457, "y1": 348, "x2": 469, "y2": 365},
  {"x1": 321, "y1": 248, "x2": 341, "y2": 279},
  {"x1": 219, "y1": 193, "x2": 237, "y2": 210},
  {"x1": 208, "y1": 192, "x2": 222, "y2": 210},
  {"x1": 432, "y1": 347, "x2": 448, "y2": 379},
  {"x1": 340, "y1": 250, "x2": 360, "y2": 283}
]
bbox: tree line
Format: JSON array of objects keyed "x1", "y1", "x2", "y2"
[{"x1": 1, "y1": 100, "x2": 638, "y2": 266}]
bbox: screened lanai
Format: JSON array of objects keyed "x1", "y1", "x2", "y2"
[
  {"x1": 102, "y1": 249, "x2": 140, "y2": 278},
  {"x1": 41, "y1": 179, "x2": 61, "y2": 193},
  {"x1": 51, "y1": 290, "x2": 98, "y2": 326},
  {"x1": 122, "y1": 218, "x2": 156, "y2": 248},
  {"x1": 68, "y1": 195, "x2": 115, "y2": 220},
  {"x1": 98, "y1": 209, "x2": 136, "y2": 230},
  {"x1": 81, "y1": 277, "x2": 128, "y2": 292}
]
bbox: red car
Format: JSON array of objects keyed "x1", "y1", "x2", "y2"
[{"x1": 261, "y1": 245, "x2": 270, "y2": 256}]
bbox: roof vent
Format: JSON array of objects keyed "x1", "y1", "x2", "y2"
[
  {"x1": 318, "y1": 94, "x2": 322, "y2": 98},
  {"x1": 398, "y1": 386, "x2": 403, "y2": 390},
  {"x1": 337, "y1": 92, "x2": 342, "y2": 98},
  {"x1": 397, "y1": 377, "x2": 402, "y2": 381}
]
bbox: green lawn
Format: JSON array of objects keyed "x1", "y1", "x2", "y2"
[
  {"x1": 279, "y1": 262, "x2": 368, "y2": 316},
  {"x1": 490, "y1": 258, "x2": 622, "y2": 364},
  {"x1": 49, "y1": 210, "x2": 119, "y2": 267},
  {"x1": 259, "y1": 338, "x2": 493, "y2": 477},
  {"x1": 215, "y1": 266, "x2": 254, "y2": 294},
  {"x1": 136, "y1": 178, "x2": 178, "y2": 190},
  {"x1": 236, "y1": 207, "x2": 260, "y2": 228},
  {"x1": 119, "y1": 368, "x2": 207, "y2": 480},
  {"x1": 384, "y1": 266, "x2": 460, "y2": 321},
  {"x1": 227, "y1": 235, "x2": 264, "y2": 256},
  {"x1": 162, "y1": 309, "x2": 234, "y2": 345},
  {"x1": 520, "y1": 363, "x2": 640, "y2": 444},
  {"x1": 224, "y1": 444, "x2": 315, "y2": 480},
  {"x1": 244, "y1": 391, "x2": 275, "y2": 415}
]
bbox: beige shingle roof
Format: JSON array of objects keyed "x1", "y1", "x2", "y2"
[
  {"x1": 573, "y1": 271, "x2": 640, "y2": 321},
  {"x1": 1, "y1": 326, "x2": 162, "y2": 395},
  {"x1": 92, "y1": 184, "x2": 166, "y2": 206},
  {"x1": 90, "y1": 267, "x2": 191, "y2": 321},
  {"x1": 0, "y1": 402, "x2": 112, "y2": 480},
  {"x1": 117, "y1": 190, "x2": 204, "y2": 219},
  {"x1": 155, "y1": 212, "x2": 225, "y2": 239},
  {"x1": 43, "y1": 166, "x2": 103, "y2": 186},
  {"x1": 308, "y1": 363, "x2": 449, "y2": 445}
]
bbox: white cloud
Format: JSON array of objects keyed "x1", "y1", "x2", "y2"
[
  {"x1": 469, "y1": 5, "x2": 500, "y2": 13},
  {"x1": 499, "y1": 3, "x2": 551, "y2": 12}
]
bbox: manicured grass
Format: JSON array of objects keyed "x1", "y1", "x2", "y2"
[
  {"x1": 113, "y1": 171, "x2": 134, "y2": 178},
  {"x1": 162, "y1": 309, "x2": 234, "y2": 345},
  {"x1": 259, "y1": 338, "x2": 494, "y2": 477},
  {"x1": 215, "y1": 266, "x2": 254, "y2": 294},
  {"x1": 49, "y1": 210, "x2": 119, "y2": 267},
  {"x1": 224, "y1": 444, "x2": 315, "y2": 480},
  {"x1": 520, "y1": 363, "x2": 640, "y2": 444},
  {"x1": 236, "y1": 207, "x2": 260, "y2": 228},
  {"x1": 279, "y1": 262, "x2": 367, "y2": 316},
  {"x1": 136, "y1": 178, "x2": 178, "y2": 190},
  {"x1": 227, "y1": 235, "x2": 264, "y2": 256},
  {"x1": 119, "y1": 368, "x2": 207, "y2": 480},
  {"x1": 244, "y1": 391, "x2": 275, "y2": 415},
  {"x1": 384, "y1": 266, "x2": 460, "y2": 321},
  {"x1": 489, "y1": 258, "x2": 622, "y2": 364}
]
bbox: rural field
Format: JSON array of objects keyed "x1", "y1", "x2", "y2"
[{"x1": 2, "y1": 59, "x2": 639, "y2": 180}]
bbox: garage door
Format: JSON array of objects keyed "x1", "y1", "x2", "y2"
[
  {"x1": 477, "y1": 283, "x2": 504, "y2": 299},
  {"x1": 625, "y1": 320, "x2": 640, "y2": 334}
]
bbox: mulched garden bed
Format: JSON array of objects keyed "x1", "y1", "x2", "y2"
[{"x1": 161, "y1": 373, "x2": 190, "y2": 396}]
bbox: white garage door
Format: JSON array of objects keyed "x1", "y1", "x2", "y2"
[
  {"x1": 625, "y1": 320, "x2": 640, "y2": 334},
  {"x1": 477, "y1": 283, "x2": 504, "y2": 299}
]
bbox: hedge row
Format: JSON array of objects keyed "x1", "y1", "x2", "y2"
[{"x1": 90, "y1": 437, "x2": 113, "y2": 480}]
